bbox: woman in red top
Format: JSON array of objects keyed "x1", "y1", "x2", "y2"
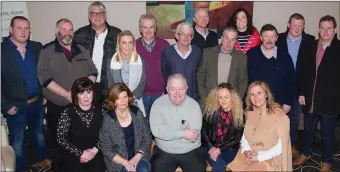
[{"x1": 228, "y1": 8, "x2": 261, "y2": 53}]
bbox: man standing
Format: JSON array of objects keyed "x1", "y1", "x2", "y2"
[
  {"x1": 191, "y1": 8, "x2": 219, "y2": 51},
  {"x1": 294, "y1": 15, "x2": 340, "y2": 171},
  {"x1": 1, "y1": 16, "x2": 51, "y2": 172},
  {"x1": 247, "y1": 24, "x2": 295, "y2": 114},
  {"x1": 74, "y1": 1, "x2": 121, "y2": 105},
  {"x1": 161, "y1": 22, "x2": 202, "y2": 102},
  {"x1": 136, "y1": 14, "x2": 170, "y2": 119},
  {"x1": 276, "y1": 13, "x2": 315, "y2": 158},
  {"x1": 38, "y1": 18, "x2": 98, "y2": 171},
  {"x1": 150, "y1": 74, "x2": 206, "y2": 172},
  {"x1": 197, "y1": 26, "x2": 248, "y2": 105}
]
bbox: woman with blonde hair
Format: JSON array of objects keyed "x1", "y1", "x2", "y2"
[
  {"x1": 107, "y1": 30, "x2": 146, "y2": 116},
  {"x1": 201, "y1": 83, "x2": 244, "y2": 172},
  {"x1": 227, "y1": 81, "x2": 292, "y2": 171}
]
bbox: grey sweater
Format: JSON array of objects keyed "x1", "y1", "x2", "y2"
[
  {"x1": 37, "y1": 40, "x2": 98, "y2": 106},
  {"x1": 150, "y1": 95, "x2": 202, "y2": 154},
  {"x1": 99, "y1": 106, "x2": 152, "y2": 172}
]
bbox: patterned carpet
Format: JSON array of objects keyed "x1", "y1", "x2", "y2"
[{"x1": 24, "y1": 120, "x2": 340, "y2": 172}]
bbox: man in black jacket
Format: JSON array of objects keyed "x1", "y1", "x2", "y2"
[
  {"x1": 294, "y1": 15, "x2": 340, "y2": 171},
  {"x1": 74, "y1": 1, "x2": 121, "y2": 105},
  {"x1": 276, "y1": 13, "x2": 315, "y2": 158},
  {"x1": 1, "y1": 16, "x2": 50, "y2": 171}
]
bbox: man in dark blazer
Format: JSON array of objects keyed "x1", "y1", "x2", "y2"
[
  {"x1": 276, "y1": 13, "x2": 315, "y2": 158},
  {"x1": 197, "y1": 26, "x2": 248, "y2": 105},
  {"x1": 294, "y1": 15, "x2": 340, "y2": 172},
  {"x1": 1, "y1": 16, "x2": 50, "y2": 171}
]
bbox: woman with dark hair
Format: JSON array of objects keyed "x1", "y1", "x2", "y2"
[
  {"x1": 56, "y1": 77, "x2": 105, "y2": 172},
  {"x1": 227, "y1": 81, "x2": 292, "y2": 171},
  {"x1": 201, "y1": 83, "x2": 244, "y2": 172},
  {"x1": 99, "y1": 83, "x2": 152, "y2": 172},
  {"x1": 228, "y1": 8, "x2": 261, "y2": 53}
]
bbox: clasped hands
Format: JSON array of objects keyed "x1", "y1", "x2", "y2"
[
  {"x1": 243, "y1": 150, "x2": 259, "y2": 164},
  {"x1": 80, "y1": 147, "x2": 98, "y2": 163},
  {"x1": 122, "y1": 153, "x2": 142, "y2": 172},
  {"x1": 181, "y1": 124, "x2": 200, "y2": 143}
]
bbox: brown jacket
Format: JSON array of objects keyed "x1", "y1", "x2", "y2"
[
  {"x1": 227, "y1": 109, "x2": 292, "y2": 171},
  {"x1": 197, "y1": 45, "x2": 248, "y2": 105}
]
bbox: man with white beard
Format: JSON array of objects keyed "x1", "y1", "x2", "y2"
[{"x1": 37, "y1": 18, "x2": 98, "y2": 172}]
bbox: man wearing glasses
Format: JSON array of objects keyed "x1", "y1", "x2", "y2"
[
  {"x1": 74, "y1": 1, "x2": 121, "y2": 106},
  {"x1": 161, "y1": 22, "x2": 202, "y2": 102},
  {"x1": 197, "y1": 26, "x2": 248, "y2": 105}
]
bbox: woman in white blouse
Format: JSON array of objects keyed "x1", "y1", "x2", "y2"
[{"x1": 227, "y1": 81, "x2": 292, "y2": 171}]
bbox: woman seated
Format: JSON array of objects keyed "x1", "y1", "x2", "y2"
[
  {"x1": 56, "y1": 77, "x2": 105, "y2": 172},
  {"x1": 99, "y1": 83, "x2": 152, "y2": 172},
  {"x1": 107, "y1": 30, "x2": 146, "y2": 116},
  {"x1": 227, "y1": 81, "x2": 292, "y2": 171},
  {"x1": 201, "y1": 83, "x2": 244, "y2": 172}
]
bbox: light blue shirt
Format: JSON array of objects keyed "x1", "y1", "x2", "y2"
[
  {"x1": 287, "y1": 35, "x2": 302, "y2": 69},
  {"x1": 261, "y1": 45, "x2": 278, "y2": 59}
]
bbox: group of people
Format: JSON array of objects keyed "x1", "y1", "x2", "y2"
[{"x1": 1, "y1": 1, "x2": 340, "y2": 172}]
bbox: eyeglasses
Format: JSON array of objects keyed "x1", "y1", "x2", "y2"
[{"x1": 89, "y1": 12, "x2": 106, "y2": 17}]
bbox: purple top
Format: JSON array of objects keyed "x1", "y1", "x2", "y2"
[{"x1": 136, "y1": 37, "x2": 170, "y2": 96}]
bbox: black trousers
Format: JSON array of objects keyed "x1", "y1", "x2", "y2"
[
  {"x1": 151, "y1": 146, "x2": 206, "y2": 172},
  {"x1": 46, "y1": 102, "x2": 66, "y2": 172}
]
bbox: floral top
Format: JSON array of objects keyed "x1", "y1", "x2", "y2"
[{"x1": 56, "y1": 106, "x2": 101, "y2": 157}]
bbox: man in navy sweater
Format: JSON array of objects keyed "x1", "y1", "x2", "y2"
[
  {"x1": 247, "y1": 24, "x2": 295, "y2": 114},
  {"x1": 161, "y1": 22, "x2": 202, "y2": 102}
]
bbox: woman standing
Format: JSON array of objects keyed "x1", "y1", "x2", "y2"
[
  {"x1": 201, "y1": 83, "x2": 244, "y2": 172},
  {"x1": 107, "y1": 30, "x2": 146, "y2": 116},
  {"x1": 227, "y1": 81, "x2": 292, "y2": 171},
  {"x1": 228, "y1": 8, "x2": 261, "y2": 53},
  {"x1": 56, "y1": 77, "x2": 105, "y2": 172},
  {"x1": 99, "y1": 83, "x2": 152, "y2": 172}
]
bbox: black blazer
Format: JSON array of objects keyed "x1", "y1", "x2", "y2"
[
  {"x1": 299, "y1": 36, "x2": 340, "y2": 115},
  {"x1": 201, "y1": 108, "x2": 243, "y2": 151},
  {"x1": 1, "y1": 37, "x2": 43, "y2": 116},
  {"x1": 276, "y1": 31, "x2": 315, "y2": 97}
]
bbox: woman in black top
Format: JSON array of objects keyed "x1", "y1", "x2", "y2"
[
  {"x1": 201, "y1": 83, "x2": 244, "y2": 172},
  {"x1": 99, "y1": 83, "x2": 152, "y2": 172},
  {"x1": 56, "y1": 77, "x2": 105, "y2": 172}
]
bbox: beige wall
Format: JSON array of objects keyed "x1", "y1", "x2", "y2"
[{"x1": 26, "y1": 1, "x2": 340, "y2": 44}]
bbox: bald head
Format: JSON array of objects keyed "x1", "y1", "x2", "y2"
[{"x1": 194, "y1": 8, "x2": 209, "y2": 28}]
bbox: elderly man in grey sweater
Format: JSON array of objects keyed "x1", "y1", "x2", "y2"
[{"x1": 150, "y1": 73, "x2": 206, "y2": 172}]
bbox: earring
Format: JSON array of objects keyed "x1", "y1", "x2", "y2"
[
  {"x1": 266, "y1": 102, "x2": 270, "y2": 109},
  {"x1": 249, "y1": 106, "x2": 253, "y2": 111}
]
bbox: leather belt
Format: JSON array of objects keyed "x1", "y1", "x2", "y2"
[{"x1": 27, "y1": 95, "x2": 39, "y2": 104}]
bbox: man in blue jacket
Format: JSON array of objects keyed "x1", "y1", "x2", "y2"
[{"x1": 1, "y1": 16, "x2": 50, "y2": 171}]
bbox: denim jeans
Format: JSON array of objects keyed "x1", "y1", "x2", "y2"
[
  {"x1": 288, "y1": 99, "x2": 301, "y2": 146},
  {"x1": 120, "y1": 159, "x2": 151, "y2": 172},
  {"x1": 143, "y1": 95, "x2": 161, "y2": 120},
  {"x1": 302, "y1": 112, "x2": 339, "y2": 163},
  {"x1": 204, "y1": 147, "x2": 237, "y2": 172},
  {"x1": 6, "y1": 97, "x2": 48, "y2": 171}
]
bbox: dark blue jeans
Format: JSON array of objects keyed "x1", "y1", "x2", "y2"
[
  {"x1": 120, "y1": 159, "x2": 151, "y2": 172},
  {"x1": 204, "y1": 147, "x2": 237, "y2": 172},
  {"x1": 288, "y1": 99, "x2": 301, "y2": 146},
  {"x1": 302, "y1": 112, "x2": 339, "y2": 163},
  {"x1": 6, "y1": 97, "x2": 48, "y2": 171},
  {"x1": 143, "y1": 95, "x2": 161, "y2": 119}
]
